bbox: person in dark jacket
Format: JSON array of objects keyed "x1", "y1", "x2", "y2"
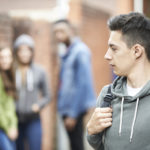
[
  {"x1": 53, "y1": 19, "x2": 96, "y2": 150},
  {"x1": 13, "y1": 34, "x2": 51, "y2": 150},
  {"x1": 87, "y1": 12, "x2": 150, "y2": 150}
]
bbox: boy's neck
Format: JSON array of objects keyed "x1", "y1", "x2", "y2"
[{"x1": 127, "y1": 62, "x2": 150, "y2": 88}]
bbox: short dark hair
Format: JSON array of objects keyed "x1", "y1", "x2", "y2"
[
  {"x1": 54, "y1": 19, "x2": 70, "y2": 25},
  {"x1": 53, "y1": 19, "x2": 73, "y2": 28},
  {"x1": 52, "y1": 19, "x2": 78, "y2": 36},
  {"x1": 108, "y1": 12, "x2": 150, "y2": 61}
]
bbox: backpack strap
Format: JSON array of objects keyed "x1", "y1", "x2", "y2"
[{"x1": 101, "y1": 85, "x2": 113, "y2": 108}]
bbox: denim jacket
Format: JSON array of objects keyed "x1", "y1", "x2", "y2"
[{"x1": 58, "y1": 38, "x2": 96, "y2": 118}]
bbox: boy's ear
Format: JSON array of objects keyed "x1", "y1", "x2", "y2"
[{"x1": 132, "y1": 44, "x2": 144, "y2": 59}]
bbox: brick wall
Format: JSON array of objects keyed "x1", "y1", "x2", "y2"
[
  {"x1": 0, "y1": 14, "x2": 12, "y2": 47},
  {"x1": 80, "y1": 4, "x2": 111, "y2": 94}
]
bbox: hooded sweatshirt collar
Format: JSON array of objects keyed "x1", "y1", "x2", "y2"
[{"x1": 111, "y1": 76, "x2": 150, "y2": 102}]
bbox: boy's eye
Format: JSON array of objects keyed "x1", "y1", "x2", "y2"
[{"x1": 111, "y1": 47, "x2": 117, "y2": 51}]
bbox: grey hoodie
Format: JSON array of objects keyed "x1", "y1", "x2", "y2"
[
  {"x1": 87, "y1": 76, "x2": 150, "y2": 150},
  {"x1": 15, "y1": 63, "x2": 50, "y2": 123}
]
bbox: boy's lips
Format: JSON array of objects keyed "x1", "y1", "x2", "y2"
[{"x1": 110, "y1": 64, "x2": 115, "y2": 67}]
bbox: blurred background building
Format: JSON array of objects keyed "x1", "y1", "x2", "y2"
[{"x1": 0, "y1": 0, "x2": 149, "y2": 149}]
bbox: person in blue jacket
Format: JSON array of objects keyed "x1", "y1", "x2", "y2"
[{"x1": 53, "y1": 19, "x2": 96, "y2": 150}]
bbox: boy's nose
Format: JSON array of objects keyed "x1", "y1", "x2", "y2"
[{"x1": 104, "y1": 49, "x2": 112, "y2": 60}]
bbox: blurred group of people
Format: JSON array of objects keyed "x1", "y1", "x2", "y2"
[
  {"x1": 0, "y1": 33, "x2": 50, "y2": 150},
  {"x1": 0, "y1": 19, "x2": 96, "y2": 150}
]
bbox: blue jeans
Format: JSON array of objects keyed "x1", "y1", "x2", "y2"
[
  {"x1": 16, "y1": 118, "x2": 42, "y2": 150},
  {"x1": 0, "y1": 129, "x2": 16, "y2": 150}
]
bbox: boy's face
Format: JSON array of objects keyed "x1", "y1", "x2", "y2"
[
  {"x1": 104, "y1": 31, "x2": 135, "y2": 76},
  {"x1": 53, "y1": 23, "x2": 71, "y2": 43}
]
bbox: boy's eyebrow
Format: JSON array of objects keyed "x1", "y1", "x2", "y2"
[
  {"x1": 109, "y1": 43, "x2": 116, "y2": 47},
  {"x1": 108, "y1": 43, "x2": 119, "y2": 48}
]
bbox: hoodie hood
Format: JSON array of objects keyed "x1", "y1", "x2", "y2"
[
  {"x1": 111, "y1": 76, "x2": 150, "y2": 102},
  {"x1": 14, "y1": 34, "x2": 35, "y2": 52}
]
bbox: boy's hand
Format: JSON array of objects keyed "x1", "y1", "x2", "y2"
[{"x1": 87, "y1": 107, "x2": 112, "y2": 135}]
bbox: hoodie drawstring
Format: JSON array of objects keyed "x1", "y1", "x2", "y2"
[
  {"x1": 16, "y1": 69, "x2": 34, "y2": 91},
  {"x1": 16, "y1": 69, "x2": 21, "y2": 90},
  {"x1": 130, "y1": 98, "x2": 139, "y2": 142},
  {"x1": 27, "y1": 69, "x2": 34, "y2": 91},
  {"x1": 119, "y1": 97, "x2": 139, "y2": 142},
  {"x1": 119, "y1": 97, "x2": 124, "y2": 136}
]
